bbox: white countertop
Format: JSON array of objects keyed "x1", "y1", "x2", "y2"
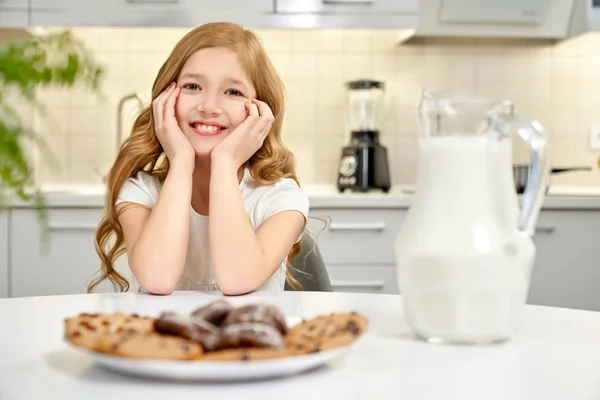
[
  {"x1": 1, "y1": 291, "x2": 600, "y2": 399},
  {"x1": 5, "y1": 184, "x2": 600, "y2": 210}
]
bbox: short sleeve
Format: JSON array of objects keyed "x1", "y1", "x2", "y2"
[
  {"x1": 115, "y1": 171, "x2": 161, "y2": 209},
  {"x1": 258, "y1": 178, "x2": 310, "y2": 243}
]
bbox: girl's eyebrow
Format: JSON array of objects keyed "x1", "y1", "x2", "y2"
[
  {"x1": 223, "y1": 77, "x2": 248, "y2": 89},
  {"x1": 179, "y1": 72, "x2": 204, "y2": 81},
  {"x1": 179, "y1": 72, "x2": 250, "y2": 92}
]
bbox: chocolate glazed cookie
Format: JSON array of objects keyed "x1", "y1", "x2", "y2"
[
  {"x1": 205, "y1": 322, "x2": 285, "y2": 351},
  {"x1": 153, "y1": 311, "x2": 216, "y2": 348},
  {"x1": 222, "y1": 303, "x2": 288, "y2": 335},
  {"x1": 191, "y1": 299, "x2": 234, "y2": 326}
]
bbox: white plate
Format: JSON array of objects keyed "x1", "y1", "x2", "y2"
[{"x1": 67, "y1": 342, "x2": 355, "y2": 381}]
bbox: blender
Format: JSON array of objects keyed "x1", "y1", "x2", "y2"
[{"x1": 337, "y1": 79, "x2": 391, "y2": 193}]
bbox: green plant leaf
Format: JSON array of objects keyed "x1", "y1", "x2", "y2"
[{"x1": 0, "y1": 29, "x2": 104, "y2": 248}]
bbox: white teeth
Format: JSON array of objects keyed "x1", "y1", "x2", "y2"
[{"x1": 196, "y1": 124, "x2": 219, "y2": 132}]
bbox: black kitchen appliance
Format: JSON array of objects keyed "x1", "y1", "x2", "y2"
[
  {"x1": 337, "y1": 80, "x2": 391, "y2": 193},
  {"x1": 513, "y1": 164, "x2": 592, "y2": 194}
]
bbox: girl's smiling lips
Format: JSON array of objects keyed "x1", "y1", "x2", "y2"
[{"x1": 189, "y1": 120, "x2": 227, "y2": 136}]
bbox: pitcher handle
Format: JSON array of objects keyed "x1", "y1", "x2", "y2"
[{"x1": 495, "y1": 116, "x2": 551, "y2": 236}]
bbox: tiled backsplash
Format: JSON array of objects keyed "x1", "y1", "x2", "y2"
[{"x1": 6, "y1": 27, "x2": 600, "y2": 187}]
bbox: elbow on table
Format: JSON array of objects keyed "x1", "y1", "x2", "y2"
[
  {"x1": 134, "y1": 268, "x2": 179, "y2": 296},
  {"x1": 219, "y1": 285, "x2": 254, "y2": 296},
  {"x1": 144, "y1": 285, "x2": 175, "y2": 296},
  {"x1": 217, "y1": 276, "x2": 255, "y2": 296},
  {"x1": 213, "y1": 262, "x2": 263, "y2": 296}
]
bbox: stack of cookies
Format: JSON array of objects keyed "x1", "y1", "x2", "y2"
[{"x1": 64, "y1": 299, "x2": 368, "y2": 361}]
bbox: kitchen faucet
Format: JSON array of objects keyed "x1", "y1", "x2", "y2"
[
  {"x1": 116, "y1": 93, "x2": 145, "y2": 156},
  {"x1": 92, "y1": 93, "x2": 145, "y2": 184}
]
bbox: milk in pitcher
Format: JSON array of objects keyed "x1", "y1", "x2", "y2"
[{"x1": 395, "y1": 135, "x2": 536, "y2": 344}]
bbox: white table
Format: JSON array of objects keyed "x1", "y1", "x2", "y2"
[{"x1": 1, "y1": 291, "x2": 599, "y2": 400}]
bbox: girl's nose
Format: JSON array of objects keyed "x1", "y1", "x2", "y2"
[{"x1": 197, "y1": 94, "x2": 222, "y2": 116}]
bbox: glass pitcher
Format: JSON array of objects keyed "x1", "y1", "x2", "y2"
[{"x1": 393, "y1": 89, "x2": 551, "y2": 344}]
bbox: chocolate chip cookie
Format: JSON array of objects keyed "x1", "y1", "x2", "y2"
[
  {"x1": 64, "y1": 312, "x2": 154, "y2": 351},
  {"x1": 99, "y1": 330, "x2": 203, "y2": 360},
  {"x1": 284, "y1": 312, "x2": 368, "y2": 355},
  {"x1": 200, "y1": 347, "x2": 291, "y2": 362}
]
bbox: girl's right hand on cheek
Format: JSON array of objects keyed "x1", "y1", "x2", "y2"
[{"x1": 152, "y1": 82, "x2": 195, "y2": 166}]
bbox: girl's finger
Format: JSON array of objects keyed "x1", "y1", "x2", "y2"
[
  {"x1": 247, "y1": 102, "x2": 260, "y2": 117},
  {"x1": 152, "y1": 83, "x2": 175, "y2": 128},
  {"x1": 251, "y1": 116, "x2": 271, "y2": 141},
  {"x1": 164, "y1": 86, "x2": 180, "y2": 126},
  {"x1": 262, "y1": 121, "x2": 273, "y2": 140},
  {"x1": 252, "y1": 99, "x2": 274, "y2": 120},
  {"x1": 235, "y1": 102, "x2": 259, "y2": 132}
]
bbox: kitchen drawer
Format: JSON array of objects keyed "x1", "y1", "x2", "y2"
[
  {"x1": 308, "y1": 208, "x2": 406, "y2": 265},
  {"x1": 327, "y1": 265, "x2": 399, "y2": 295}
]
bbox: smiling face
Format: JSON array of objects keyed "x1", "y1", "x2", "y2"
[{"x1": 174, "y1": 47, "x2": 256, "y2": 157}]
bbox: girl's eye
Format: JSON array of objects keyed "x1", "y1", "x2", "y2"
[
  {"x1": 225, "y1": 89, "x2": 243, "y2": 96},
  {"x1": 183, "y1": 83, "x2": 201, "y2": 91}
]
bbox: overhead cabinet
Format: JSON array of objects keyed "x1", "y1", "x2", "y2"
[
  {"x1": 26, "y1": 0, "x2": 419, "y2": 28},
  {"x1": 0, "y1": 10, "x2": 27, "y2": 26},
  {"x1": 590, "y1": 0, "x2": 600, "y2": 30},
  {"x1": 0, "y1": 0, "x2": 27, "y2": 9},
  {"x1": 0, "y1": 0, "x2": 28, "y2": 26},
  {"x1": 30, "y1": 0, "x2": 274, "y2": 13},
  {"x1": 29, "y1": 0, "x2": 275, "y2": 26},
  {"x1": 275, "y1": 0, "x2": 419, "y2": 15}
]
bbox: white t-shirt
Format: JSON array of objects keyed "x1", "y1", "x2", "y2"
[{"x1": 115, "y1": 168, "x2": 309, "y2": 292}]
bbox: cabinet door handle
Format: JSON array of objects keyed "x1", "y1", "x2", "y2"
[
  {"x1": 322, "y1": 0, "x2": 375, "y2": 4},
  {"x1": 331, "y1": 280, "x2": 385, "y2": 289},
  {"x1": 328, "y1": 222, "x2": 386, "y2": 231},
  {"x1": 535, "y1": 225, "x2": 556, "y2": 233},
  {"x1": 125, "y1": 0, "x2": 178, "y2": 3},
  {"x1": 49, "y1": 223, "x2": 97, "y2": 231}
]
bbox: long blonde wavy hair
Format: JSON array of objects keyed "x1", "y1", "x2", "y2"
[{"x1": 88, "y1": 22, "x2": 307, "y2": 293}]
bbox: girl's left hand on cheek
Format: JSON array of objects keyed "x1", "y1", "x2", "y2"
[{"x1": 211, "y1": 99, "x2": 274, "y2": 168}]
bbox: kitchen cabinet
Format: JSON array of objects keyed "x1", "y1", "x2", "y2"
[
  {"x1": 327, "y1": 266, "x2": 399, "y2": 294},
  {"x1": 583, "y1": 0, "x2": 600, "y2": 31},
  {"x1": 0, "y1": 210, "x2": 8, "y2": 298},
  {"x1": 528, "y1": 210, "x2": 600, "y2": 312},
  {"x1": 30, "y1": 0, "x2": 272, "y2": 12},
  {"x1": 307, "y1": 208, "x2": 404, "y2": 295},
  {"x1": 276, "y1": 0, "x2": 419, "y2": 15},
  {"x1": 4, "y1": 202, "x2": 600, "y2": 311},
  {"x1": 588, "y1": 0, "x2": 600, "y2": 30},
  {"x1": 0, "y1": 10, "x2": 27, "y2": 26},
  {"x1": 30, "y1": 0, "x2": 274, "y2": 26},
  {"x1": 0, "y1": 0, "x2": 27, "y2": 9},
  {"x1": 273, "y1": 0, "x2": 419, "y2": 29},
  {"x1": 8, "y1": 208, "x2": 116, "y2": 297}
]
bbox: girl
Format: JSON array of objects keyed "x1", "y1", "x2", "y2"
[{"x1": 88, "y1": 22, "x2": 310, "y2": 296}]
